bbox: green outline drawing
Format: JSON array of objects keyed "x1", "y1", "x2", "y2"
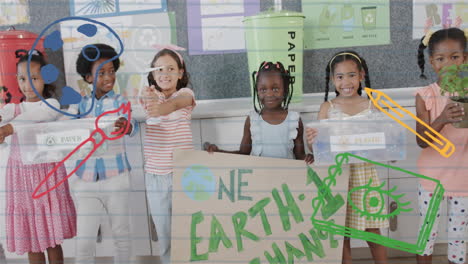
[
  {"x1": 307, "y1": 166, "x2": 345, "y2": 220},
  {"x1": 347, "y1": 178, "x2": 412, "y2": 221},
  {"x1": 309, "y1": 152, "x2": 444, "y2": 254}
]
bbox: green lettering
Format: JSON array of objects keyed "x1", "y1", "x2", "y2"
[
  {"x1": 190, "y1": 211, "x2": 208, "y2": 261},
  {"x1": 272, "y1": 184, "x2": 304, "y2": 231},
  {"x1": 264, "y1": 242, "x2": 286, "y2": 264},
  {"x1": 285, "y1": 241, "x2": 305, "y2": 264},
  {"x1": 232, "y1": 211, "x2": 259, "y2": 252},
  {"x1": 327, "y1": 220, "x2": 339, "y2": 248},
  {"x1": 299, "y1": 229, "x2": 325, "y2": 261},
  {"x1": 249, "y1": 258, "x2": 261, "y2": 264},
  {"x1": 248, "y1": 198, "x2": 272, "y2": 236},
  {"x1": 209, "y1": 215, "x2": 232, "y2": 252},
  {"x1": 317, "y1": 229, "x2": 328, "y2": 240},
  {"x1": 238, "y1": 169, "x2": 253, "y2": 201},
  {"x1": 218, "y1": 170, "x2": 235, "y2": 202},
  {"x1": 329, "y1": 232, "x2": 339, "y2": 248}
]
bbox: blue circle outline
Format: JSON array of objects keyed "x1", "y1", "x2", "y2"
[
  {"x1": 81, "y1": 44, "x2": 100, "y2": 62},
  {"x1": 28, "y1": 16, "x2": 124, "y2": 118}
]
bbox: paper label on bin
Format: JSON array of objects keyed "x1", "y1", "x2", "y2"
[
  {"x1": 330, "y1": 132, "x2": 386, "y2": 152},
  {"x1": 37, "y1": 130, "x2": 90, "y2": 151}
]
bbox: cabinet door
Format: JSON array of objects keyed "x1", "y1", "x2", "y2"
[
  {"x1": 126, "y1": 124, "x2": 146, "y2": 191},
  {"x1": 192, "y1": 120, "x2": 202, "y2": 150},
  {"x1": 387, "y1": 107, "x2": 422, "y2": 179},
  {"x1": 200, "y1": 117, "x2": 246, "y2": 150},
  {"x1": 96, "y1": 191, "x2": 151, "y2": 257},
  {"x1": 387, "y1": 177, "x2": 448, "y2": 255}
]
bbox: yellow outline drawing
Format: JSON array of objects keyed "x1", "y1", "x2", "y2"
[{"x1": 365, "y1": 88, "x2": 455, "y2": 158}]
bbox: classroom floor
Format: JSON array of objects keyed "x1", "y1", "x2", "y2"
[
  {"x1": 4, "y1": 255, "x2": 452, "y2": 264},
  {"x1": 358, "y1": 256, "x2": 448, "y2": 264}
]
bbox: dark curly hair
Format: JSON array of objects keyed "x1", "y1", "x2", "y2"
[
  {"x1": 76, "y1": 43, "x2": 120, "y2": 83},
  {"x1": 147, "y1": 49, "x2": 190, "y2": 92}
]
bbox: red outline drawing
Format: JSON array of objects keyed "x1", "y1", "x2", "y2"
[{"x1": 32, "y1": 102, "x2": 132, "y2": 199}]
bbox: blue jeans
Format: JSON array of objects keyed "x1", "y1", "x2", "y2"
[{"x1": 145, "y1": 173, "x2": 172, "y2": 264}]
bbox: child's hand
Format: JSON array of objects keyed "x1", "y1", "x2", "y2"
[
  {"x1": 203, "y1": 142, "x2": 219, "y2": 153},
  {"x1": 305, "y1": 127, "x2": 318, "y2": 144},
  {"x1": 0, "y1": 124, "x2": 13, "y2": 144},
  {"x1": 146, "y1": 100, "x2": 161, "y2": 118},
  {"x1": 114, "y1": 117, "x2": 132, "y2": 136},
  {"x1": 304, "y1": 154, "x2": 314, "y2": 165},
  {"x1": 437, "y1": 102, "x2": 465, "y2": 125},
  {"x1": 140, "y1": 85, "x2": 157, "y2": 108}
]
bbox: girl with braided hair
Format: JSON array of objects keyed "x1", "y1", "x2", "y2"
[
  {"x1": 205, "y1": 61, "x2": 313, "y2": 163},
  {"x1": 305, "y1": 51, "x2": 389, "y2": 264},
  {"x1": 414, "y1": 27, "x2": 467, "y2": 264}
]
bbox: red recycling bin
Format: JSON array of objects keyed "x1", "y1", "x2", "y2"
[{"x1": 0, "y1": 28, "x2": 45, "y2": 104}]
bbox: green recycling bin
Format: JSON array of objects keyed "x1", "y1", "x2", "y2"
[{"x1": 243, "y1": 11, "x2": 305, "y2": 103}]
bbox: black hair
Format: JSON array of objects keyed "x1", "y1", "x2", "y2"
[
  {"x1": 325, "y1": 50, "x2": 371, "y2": 102},
  {"x1": 147, "y1": 49, "x2": 190, "y2": 92},
  {"x1": 418, "y1": 27, "x2": 467, "y2": 79},
  {"x1": 251, "y1": 61, "x2": 293, "y2": 113},
  {"x1": 0, "y1": 86, "x2": 12, "y2": 104},
  {"x1": 76, "y1": 43, "x2": 120, "y2": 83},
  {"x1": 15, "y1": 49, "x2": 55, "y2": 99}
]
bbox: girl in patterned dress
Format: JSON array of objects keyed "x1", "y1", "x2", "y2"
[
  {"x1": 204, "y1": 61, "x2": 314, "y2": 164},
  {"x1": 415, "y1": 27, "x2": 467, "y2": 264},
  {"x1": 306, "y1": 51, "x2": 389, "y2": 264},
  {"x1": 0, "y1": 50, "x2": 76, "y2": 263}
]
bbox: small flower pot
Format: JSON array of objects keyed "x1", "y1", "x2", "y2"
[{"x1": 451, "y1": 97, "x2": 468, "y2": 128}]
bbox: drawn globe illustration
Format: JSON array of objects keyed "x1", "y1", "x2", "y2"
[{"x1": 182, "y1": 165, "x2": 216, "y2": 201}]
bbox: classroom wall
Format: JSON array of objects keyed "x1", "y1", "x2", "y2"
[
  {"x1": 1, "y1": 0, "x2": 434, "y2": 101},
  {"x1": 0, "y1": 0, "x2": 70, "y2": 98}
]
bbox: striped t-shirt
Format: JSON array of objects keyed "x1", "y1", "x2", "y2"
[{"x1": 144, "y1": 88, "x2": 195, "y2": 175}]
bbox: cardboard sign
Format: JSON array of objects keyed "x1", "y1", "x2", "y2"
[{"x1": 172, "y1": 150, "x2": 349, "y2": 264}]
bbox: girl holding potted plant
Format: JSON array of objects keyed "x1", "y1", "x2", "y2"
[{"x1": 415, "y1": 27, "x2": 468, "y2": 264}]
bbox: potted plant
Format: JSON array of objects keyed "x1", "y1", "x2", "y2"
[{"x1": 439, "y1": 63, "x2": 468, "y2": 128}]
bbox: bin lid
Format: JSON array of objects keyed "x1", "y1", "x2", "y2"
[
  {"x1": 0, "y1": 28, "x2": 39, "y2": 39},
  {"x1": 243, "y1": 10, "x2": 305, "y2": 22}
]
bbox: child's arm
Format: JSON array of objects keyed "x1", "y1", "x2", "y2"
[
  {"x1": 305, "y1": 102, "x2": 330, "y2": 151},
  {"x1": 293, "y1": 118, "x2": 314, "y2": 164},
  {"x1": 415, "y1": 94, "x2": 464, "y2": 148},
  {"x1": 0, "y1": 99, "x2": 61, "y2": 143},
  {"x1": 204, "y1": 116, "x2": 252, "y2": 155},
  {"x1": 0, "y1": 123, "x2": 13, "y2": 144},
  {"x1": 146, "y1": 90, "x2": 194, "y2": 117}
]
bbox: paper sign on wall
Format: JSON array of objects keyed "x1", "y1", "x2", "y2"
[{"x1": 412, "y1": 0, "x2": 467, "y2": 39}]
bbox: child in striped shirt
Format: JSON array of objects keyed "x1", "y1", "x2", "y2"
[{"x1": 141, "y1": 47, "x2": 195, "y2": 264}]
